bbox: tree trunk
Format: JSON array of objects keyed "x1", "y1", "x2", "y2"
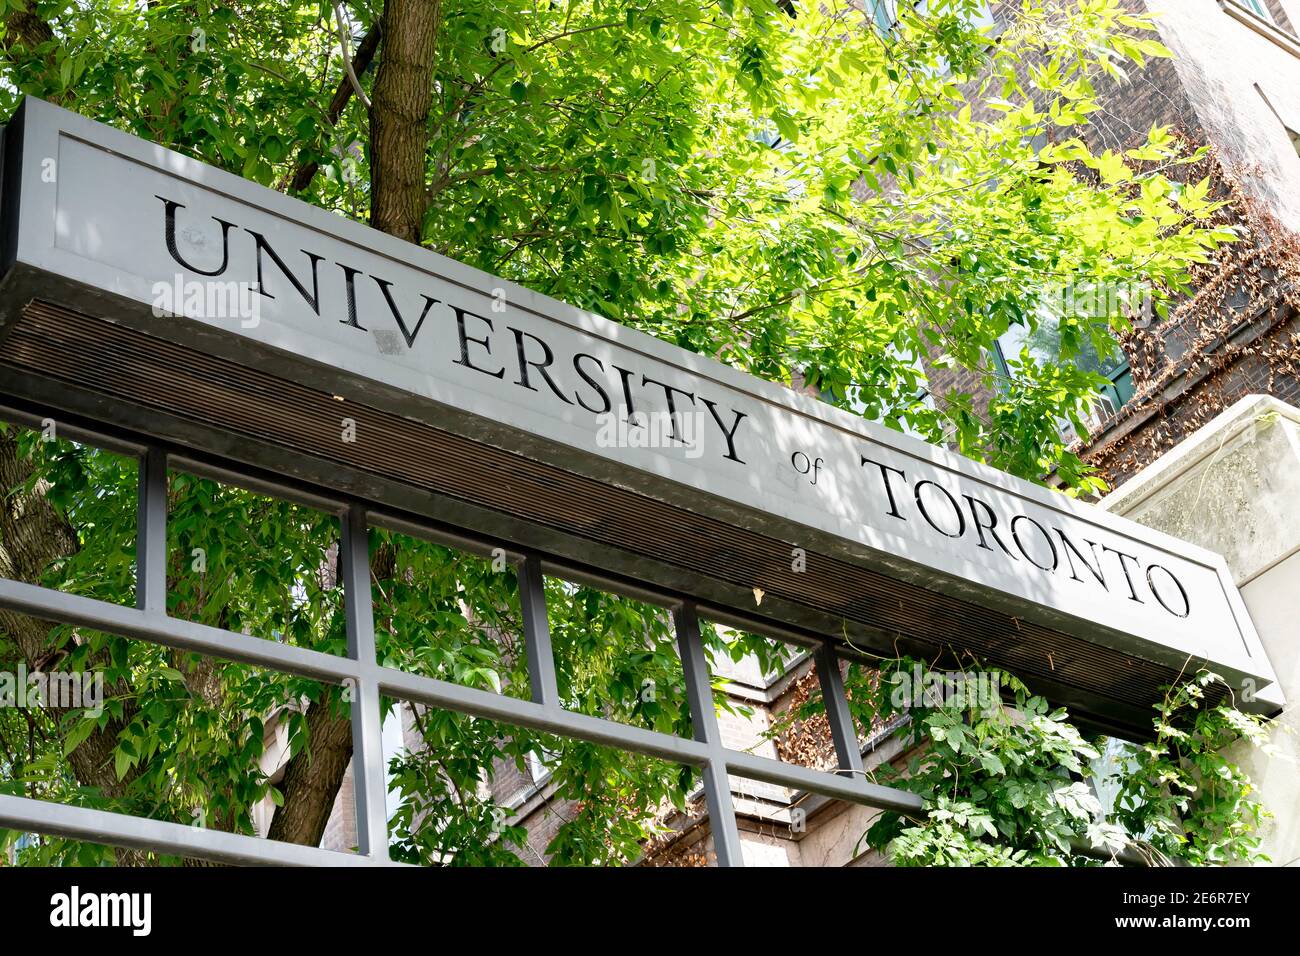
[
  {"x1": 264, "y1": 695, "x2": 357, "y2": 849},
  {"x1": 368, "y1": 0, "x2": 441, "y2": 242},
  {"x1": 265, "y1": 540, "x2": 399, "y2": 849},
  {"x1": 264, "y1": 0, "x2": 441, "y2": 850},
  {"x1": 0, "y1": 9, "x2": 54, "y2": 58},
  {"x1": 0, "y1": 431, "x2": 156, "y2": 864}
]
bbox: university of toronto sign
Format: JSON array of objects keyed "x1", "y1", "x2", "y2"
[{"x1": 0, "y1": 97, "x2": 1283, "y2": 719}]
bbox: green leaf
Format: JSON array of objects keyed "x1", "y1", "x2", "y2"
[
  {"x1": 62, "y1": 718, "x2": 97, "y2": 758},
  {"x1": 979, "y1": 754, "x2": 1005, "y2": 775}
]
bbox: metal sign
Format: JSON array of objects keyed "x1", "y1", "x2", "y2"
[{"x1": 0, "y1": 97, "x2": 1282, "y2": 726}]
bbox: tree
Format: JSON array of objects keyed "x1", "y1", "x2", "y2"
[{"x1": 0, "y1": 0, "x2": 1252, "y2": 865}]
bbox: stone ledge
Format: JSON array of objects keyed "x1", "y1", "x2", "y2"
[
  {"x1": 1100, "y1": 394, "x2": 1300, "y2": 586},
  {"x1": 1218, "y1": 0, "x2": 1300, "y2": 60}
]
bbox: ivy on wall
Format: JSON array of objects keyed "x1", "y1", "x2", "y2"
[
  {"x1": 771, "y1": 657, "x2": 1276, "y2": 866},
  {"x1": 1078, "y1": 132, "x2": 1300, "y2": 488}
]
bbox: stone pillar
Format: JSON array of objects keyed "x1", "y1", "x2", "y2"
[{"x1": 1100, "y1": 394, "x2": 1300, "y2": 866}]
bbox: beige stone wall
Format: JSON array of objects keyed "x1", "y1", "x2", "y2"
[{"x1": 1102, "y1": 394, "x2": 1300, "y2": 865}]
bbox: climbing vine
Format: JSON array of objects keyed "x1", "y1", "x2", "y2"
[
  {"x1": 818, "y1": 658, "x2": 1279, "y2": 866},
  {"x1": 1079, "y1": 132, "x2": 1300, "y2": 489}
]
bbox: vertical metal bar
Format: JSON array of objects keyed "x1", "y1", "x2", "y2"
[
  {"x1": 135, "y1": 446, "x2": 167, "y2": 614},
  {"x1": 697, "y1": 760, "x2": 741, "y2": 867},
  {"x1": 519, "y1": 553, "x2": 559, "y2": 707},
  {"x1": 815, "y1": 643, "x2": 863, "y2": 775},
  {"x1": 674, "y1": 603, "x2": 744, "y2": 868},
  {"x1": 341, "y1": 504, "x2": 389, "y2": 861}
]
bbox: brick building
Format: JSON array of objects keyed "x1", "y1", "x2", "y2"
[
  {"x1": 1072, "y1": 0, "x2": 1300, "y2": 487},
  {"x1": 927, "y1": 0, "x2": 1300, "y2": 490}
]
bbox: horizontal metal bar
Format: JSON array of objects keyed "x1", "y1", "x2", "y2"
[
  {"x1": 379, "y1": 660, "x2": 926, "y2": 821},
  {"x1": 379, "y1": 668, "x2": 1145, "y2": 863},
  {"x1": 1, "y1": 574, "x2": 931, "y2": 820},
  {"x1": 694, "y1": 603, "x2": 826, "y2": 654},
  {"x1": 0, "y1": 577, "x2": 358, "y2": 685},
  {"x1": 372, "y1": 509, "x2": 681, "y2": 610},
  {"x1": 723, "y1": 749, "x2": 925, "y2": 816},
  {"x1": 368, "y1": 508, "x2": 525, "y2": 563},
  {"x1": 0, "y1": 575, "x2": 927, "y2": 815},
  {"x1": 1070, "y1": 836, "x2": 1149, "y2": 867},
  {"x1": 0, "y1": 794, "x2": 383, "y2": 867},
  {"x1": 169, "y1": 452, "x2": 348, "y2": 517},
  {"x1": 536, "y1": 559, "x2": 680, "y2": 611},
  {"x1": 0, "y1": 395, "x2": 349, "y2": 518},
  {"x1": 376, "y1": 667, "x2": 712, "y2": 768}
]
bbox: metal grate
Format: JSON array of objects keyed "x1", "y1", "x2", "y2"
[{"x1": 0, "y1": 424, "x2": 921, "y2": 867}]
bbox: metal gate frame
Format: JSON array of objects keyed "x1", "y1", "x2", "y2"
[{"x1": 0, "y1": 400, "x2": 926, "y2": 866}]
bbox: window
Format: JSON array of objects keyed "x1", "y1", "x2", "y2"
[
  {"x1": 992, "y1": 302, "x2": 1135, "y2": 436},
  {"x1": 1231, "y1": 0, "x2": 1275, "y2": 23},
  {"x1": 527, "y1": 748, "x2": 557, "y2": 785},
  {"x1": 1253, "y1": 83, "x2": 1300, "y2": 157},
  {"x1": 1226, "y1": 0, "x2": 1300, "y2": 50},
  {"x1": 869, "y1": 0, "x2": 897, "y2": 34}
]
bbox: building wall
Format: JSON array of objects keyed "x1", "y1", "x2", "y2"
[
  {"x1": 1264, "y1": 0, "x2": 1298, "y2": 34},
  {"x1": 1086, "y1": 302, "x2": 1300, "y2": 486},
  {"x1": 1147, "y1": 0, "x2": 1300, "y2": 233},
  {"x1": 1000, "y1": 0, "x2": 1300, "y2": 491},
  {"x1": 927, "y1": 0, "x2": 1204, "y2": 437},
  {"x1": 1100, "y1": 395, "x2": 1300, "y2": 865}
]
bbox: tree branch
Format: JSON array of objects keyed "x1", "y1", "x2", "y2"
[
  {"x1": 332, "y1": 1, "x2": 372, "y2": 110},
  {"x1": 285, "y1": 18, "x2": 381, "y2": 195}
]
